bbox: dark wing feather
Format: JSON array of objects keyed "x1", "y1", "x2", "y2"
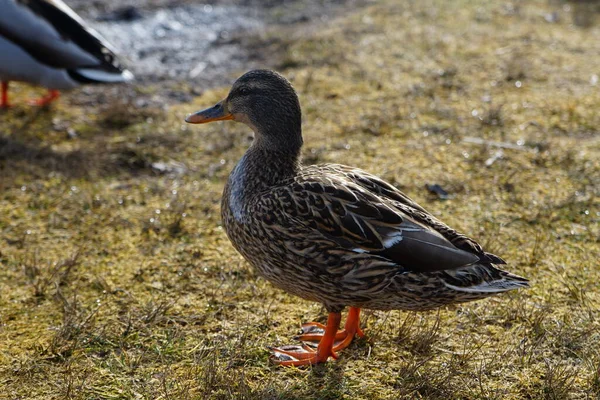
[
  {"x1": 323, "y1": 164, "x2": 506, "y2": 265},
  {"x1": 273, "y1": 171, "x2": 483, "y2": 273}
]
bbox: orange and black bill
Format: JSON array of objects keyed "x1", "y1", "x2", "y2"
[{"x1": 185, "y1": 100, "x2": 233, "y2": 124}]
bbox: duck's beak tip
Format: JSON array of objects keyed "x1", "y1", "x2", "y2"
[{"x1": 184, "y1": 99, "x2": 233, "y2": 124}]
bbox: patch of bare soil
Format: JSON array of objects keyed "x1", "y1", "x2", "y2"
[{"x1": 64, "y1": 0, "x2": 370, "y2": 107}]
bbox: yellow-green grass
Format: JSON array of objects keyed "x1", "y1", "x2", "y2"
[{"x1": 1, "y1": 0, "x2": 599, "y2": 398}]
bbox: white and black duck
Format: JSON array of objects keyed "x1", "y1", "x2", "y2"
[{"x1": 0, "y1": 0, "x2": 133, "y2": 107}]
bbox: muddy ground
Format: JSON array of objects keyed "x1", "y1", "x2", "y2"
[{"x1": 64, "y1": 0, "x2": 369, "y2": 106}]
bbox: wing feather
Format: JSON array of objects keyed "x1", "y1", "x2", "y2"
[
  {"x1": 320, "y1": 164, "x2": 506, "y2": 264},
  {"x1": 269, "y1": 168, "x2": 491, "y2": 273}
]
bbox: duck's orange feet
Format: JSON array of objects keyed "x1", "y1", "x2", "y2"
[
  {"x1": 29, "y1": 90, "x2": 60, "y2": 106},
  {"x1": 270, "y1": 311, "x2": 341, "y2": 366},
  {"x1": 1, "y1": 81, "x2": 9, "y2": 108},
  {"x1": 270, "y1": 342, "x2": 339, "y2": 366},
  {"x1": 295, "y1": 307, "x2": 364, "y2": 352}
]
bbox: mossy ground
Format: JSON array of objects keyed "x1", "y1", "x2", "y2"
[{"x1": 1, "y1": 0, "x2": 599, "y2": 398}]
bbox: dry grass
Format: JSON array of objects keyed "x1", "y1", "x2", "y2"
[{"x1": 1, "y1": 0, "x2": 599, "y2": 398}]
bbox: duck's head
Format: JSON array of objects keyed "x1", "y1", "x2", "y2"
[{"x1": 185, "y1": 70, "x2": 302, "y2": 151}]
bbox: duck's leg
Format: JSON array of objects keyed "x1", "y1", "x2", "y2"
[
  {"x1": 334, "y1": 307, "x2": 364, "y2": 351},
  {"x1": 1, "y1": 81, "x2": 9, "y2": 108},
  {"x1": 296, "y1": 307, "x2": 364, "y2": 352},
  {"x1": 270, "y1": 311, "x2": 341, "y2": 366},
  {"x1": 29, "y1": 90, "x2": 60, "y2": 106}
]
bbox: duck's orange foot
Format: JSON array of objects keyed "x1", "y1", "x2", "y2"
[
  {"x1": 29, "y1": 90, "x2": 60, "y2": 106},
  {"x1": 270, "y1": 343, "x2": 338, "y2": 366},
  {"x1": 269, "y1": 307, "x2": 364, "y2": 367},
  {"x1": 295, "y1": 307, "x2": 364, "y2": 352}
]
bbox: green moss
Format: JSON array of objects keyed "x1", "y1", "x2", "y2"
[{"x1": 1, "y1": 0, "x2": 599, "y2": 398}]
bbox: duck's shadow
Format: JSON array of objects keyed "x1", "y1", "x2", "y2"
[
  {"x1": 309, "y1": 359, "x2": 346, "y2": 380},
  {"x1": 272, "y1": 361, "x2": 347, "y2": 399}
]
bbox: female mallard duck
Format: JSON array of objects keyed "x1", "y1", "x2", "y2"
[
  {"x1": 0, "y1": 0, "x2": 133, "y2": 107},
  {"x1": 185, "y1": 70, "x2": 529, "y2": 366}
]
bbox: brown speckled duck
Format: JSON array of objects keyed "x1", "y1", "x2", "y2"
[{"x1": 185, "y1": 70, "x2": 529, "y2": 366}]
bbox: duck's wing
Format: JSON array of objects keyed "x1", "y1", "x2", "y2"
[
  {"x1": 322, "y1": 164, "x2": 505, "y2": 265},
  {"x1": 0, "y1": 0, "x2": 132, "y2": 81},
  {"x1": 266, "y1": 169, "x2": 490, "y2": 274}
]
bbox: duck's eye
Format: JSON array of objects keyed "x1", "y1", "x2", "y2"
[{"x1": 238, "y1": 87, "x2": 251, "y2": 96}]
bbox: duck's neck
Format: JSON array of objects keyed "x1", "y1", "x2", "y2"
[
  {"x1": 226, "y1": 135, "x2": 302, "y2": 220},
  {"x1": 235, "y1": 137, "x2": 301, "y2": 185}
]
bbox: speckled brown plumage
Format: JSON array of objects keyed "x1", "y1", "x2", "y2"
[{"x1": 186, "y1": 69, "x2": 529, "y2": 366}]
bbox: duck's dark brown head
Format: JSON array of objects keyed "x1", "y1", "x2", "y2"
[{"x1": 186, "y1": 70, "x2": 303, "y2": 152}]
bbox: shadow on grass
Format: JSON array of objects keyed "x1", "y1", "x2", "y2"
[
  {"x1": 0, "y1": 132, "x2": 182, "y2": 184},
  {"x1": 0, "y1": 135, "x2": 93, "y2": 179},
  {"x1": 267, "y1": 362, "x2": 347, "y2": 400},
  {"x1": 0, "y1": 97, "x2": 183, "y2": 183}
]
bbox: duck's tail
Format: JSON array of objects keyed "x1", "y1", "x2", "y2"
[
  {"x1": 441, "y1": 265, "x2": 529, "y2": 295},
  {"x1": 68, "y1": 68, "x2": 134, "y2": 84}
]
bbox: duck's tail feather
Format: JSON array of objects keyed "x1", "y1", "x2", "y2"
[
  {"x1": 443, "y1": 270, "x2": 529, "y2": 294},
  {"x1": 68, "y1": 68, "x2": 134, "y2": 84},
  {"x1": 482, "y1": 252, "x2": 506, "y2": 265}
]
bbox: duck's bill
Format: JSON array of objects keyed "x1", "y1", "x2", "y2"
[{"x1": 185, "y1": 100, "x2": 233, "y2": 124}]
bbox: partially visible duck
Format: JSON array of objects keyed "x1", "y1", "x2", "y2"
[
  {"x1": 0, "y1": 0, "x2": 133, "y2": 107},
  {"x1": 185, "y1": 70, "x2": 529, "y2": 366}
]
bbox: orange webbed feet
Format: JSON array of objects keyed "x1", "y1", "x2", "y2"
[
  {"x1": 295, "y1": 307, "x2": 364, "y2": 352},
  {"x1": 270, "y1": 307, "x2": 364, "y2": 367},
  {"x1": 270, "y1": 311, "x2": 342, "y2": 366},
  {"x1": 270, "y1": 342, "x2": 339, "y2": 366}
]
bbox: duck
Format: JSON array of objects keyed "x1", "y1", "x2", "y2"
[
  {"x1": 185, "y1": 70, "x2": 529, "y2": 366},
  {"x1": 0, "y1": 0, "x2": 133, "y2": 107}
]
